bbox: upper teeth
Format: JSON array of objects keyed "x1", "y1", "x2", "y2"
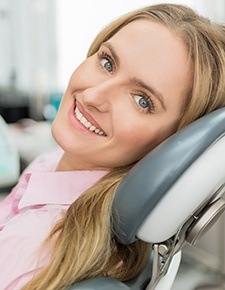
[{"x1": 74, "y1": 107, "x2": 106, "y2": 136}]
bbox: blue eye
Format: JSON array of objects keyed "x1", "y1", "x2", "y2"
[
  {"x1": 133, "y1": 95, "x2": 155, "y2": 114},
  {"x1": 139, "y1": 97, "x2": 149, "y2": 108},
  {"x1": 101, "y1": 58, "x2": 113, "y2": 73},
  {"x1": 98, "y1": 51, "x2": 114, "y2": 73},
  {"x1": 134, "y1": 95, "x2": 150, "y2": 109}
]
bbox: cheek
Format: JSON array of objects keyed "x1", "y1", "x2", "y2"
[
  {"x1": 114, "y1": 120, "x2": 154, "y2": 153},
  {"x1": 66, "y1": 56, "x2": 99, "y2": 93},
  {"x1": 116, "y1": 119, "x2": 177, "y2": 157},
  {"x1": 66, "y1": 69, "x2": 87, "y2": 93},
  {"x1": 65, "y1": 64, "x2": 89, "y2": 93}
]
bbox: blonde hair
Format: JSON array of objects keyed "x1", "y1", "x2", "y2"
[
  {"x1": 23, "y1": 4, "x2": 225, "y2": 290},
  {"x1": 88, "y1": 4, "x2": 225, "y2": 128}
]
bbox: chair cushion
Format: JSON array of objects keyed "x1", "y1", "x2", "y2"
[{"x1": 112, "y1": 108, "x2": 225, "y2": 244}]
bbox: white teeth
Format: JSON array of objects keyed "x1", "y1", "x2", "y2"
[
  {"x1": 75, "y1": 108, "x2": 82, "y2": 120},
  {"x1": 74, "y1": 107, "x2": 106, "y2": 136},
  {"x1": 89, "y1": 125, "x2": 96, "y2": 132},
  {"x1": 80, "y1": 116, "x2": 87, "y2": 123}
]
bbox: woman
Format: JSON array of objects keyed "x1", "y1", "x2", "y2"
[{"x1": 0, "y1": 3, "x2": 225, "y2": 290}]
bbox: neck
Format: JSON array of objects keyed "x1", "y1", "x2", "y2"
[{"x1": 55, "y1": 152, "x2": 110, "y2": 172}]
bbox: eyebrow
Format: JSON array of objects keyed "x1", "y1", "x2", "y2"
[
  {"x1": 102, "y1": 42, "x2": 120, "y2": 66},
  {"x1": 102, "y1": 42, "x2": 166, "y2": 111}
]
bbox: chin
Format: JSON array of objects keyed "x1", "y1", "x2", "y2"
[{"x1": 51, "y1": 119, "x2": 67, "y2": 150}]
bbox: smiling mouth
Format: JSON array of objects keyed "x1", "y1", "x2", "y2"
[{"x1": 74, "y1": 107, "x2": 107, "y2": 136}]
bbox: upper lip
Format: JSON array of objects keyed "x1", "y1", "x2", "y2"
[{"x1": 75, "y1": 100, "x2": 105, "y2": 132}]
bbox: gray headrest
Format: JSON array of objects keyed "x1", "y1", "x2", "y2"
[{"x1": 112, "y1": 108, "x2": 225, "y2": 244}]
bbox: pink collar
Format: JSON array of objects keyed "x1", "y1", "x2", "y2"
[{"x1": 18, "y1": 170, "x2": 107, "y2": 209}]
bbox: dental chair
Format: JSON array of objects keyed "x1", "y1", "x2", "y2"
[{"x1": 69, "y1": 107, "x2": 225, "y2": 290}]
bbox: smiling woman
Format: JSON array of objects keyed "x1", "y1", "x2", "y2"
[
  {"x1": 52, "y1": 19, "x2": 192, "y2": 171},
  {"x1": 0, "y1": 3, "x2": 225, "y2": 290}
]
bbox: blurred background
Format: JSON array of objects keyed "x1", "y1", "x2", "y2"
[
  {"x1": 0, "y1": 0, "x2": 225, "y2": 289},
  {"x1": 0, "y1": 0, "x2": 225, "y2": 123}
]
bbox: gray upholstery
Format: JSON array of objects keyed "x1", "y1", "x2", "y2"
[
  {"x1": 113, "y1": 108, "x2": 225, "y2": 244},
  {"x1": 68, "y1": 278, "x2": 130, "y2": 290},
  {"x1": 69, "y1": 254, "x2": 153, "y2": 290}
]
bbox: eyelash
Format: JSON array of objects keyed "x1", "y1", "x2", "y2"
[
  {"x1": 97, "y1": 49, "x2": 155, "y2": 114},
  {"x1": 133, "y1": 93, "x2": 156, "y2": 114},
  {"x1": 97, "y1": 51, "x2": 115, "y2": 74}
]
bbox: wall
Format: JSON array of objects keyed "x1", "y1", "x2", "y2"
[{"x1": 55, "y1": 0, "x2": 225, "y2": 91}]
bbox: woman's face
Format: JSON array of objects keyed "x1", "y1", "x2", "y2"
[{"x1": 52, "y1": 19, "x2": 193, "y2": 171}]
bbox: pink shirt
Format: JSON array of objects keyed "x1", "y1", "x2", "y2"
[{"x1": 0, "y1": 149, "x2": 107, "y2": 290}]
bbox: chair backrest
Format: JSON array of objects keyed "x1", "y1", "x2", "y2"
[
  {"x1": 113, "y1": 107, "x2": 225, "y2": 245},
  {"x1": 70, "y1": 108, "x2": 225, "y2": 290}
]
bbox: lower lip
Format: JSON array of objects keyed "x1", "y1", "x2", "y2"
[{"x1": 68, "y1": 102, "x2": 101, "y2": 136}]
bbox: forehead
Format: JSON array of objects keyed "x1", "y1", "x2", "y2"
[
  {"x1": 108, "y1": 19, "x2": 192, "y2": 108},
  {"x1": 110, "y1": 19, "x2": 186, "y2": 60},
  {"x1": 109, "y1": 19, "x2": 190, "y2": 74}
]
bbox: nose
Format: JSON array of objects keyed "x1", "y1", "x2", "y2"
[{"x1": 82, "y1": 79, "x2": 119, "y2": 113}]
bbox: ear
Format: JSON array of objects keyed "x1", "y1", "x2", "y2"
[{"x1": 112, "y1": 108, "x2": 225, "y2": 244}]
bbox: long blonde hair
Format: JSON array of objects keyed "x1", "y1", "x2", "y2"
[{"x1": 23, "y1": 4, "x2": 225, "y2": 290}]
